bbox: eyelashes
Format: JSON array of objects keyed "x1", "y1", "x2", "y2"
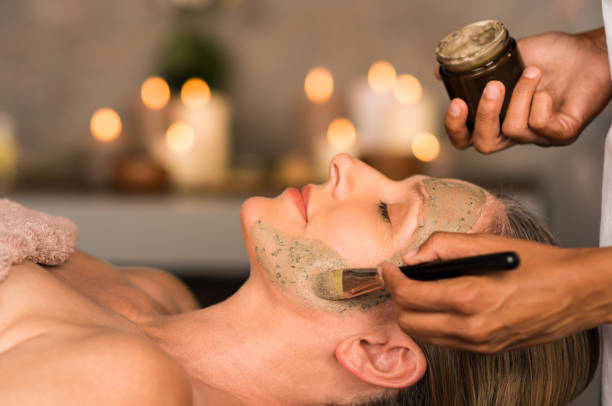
[{"x1": 378, "y1": 201, "x2": 390, "y2": 223}]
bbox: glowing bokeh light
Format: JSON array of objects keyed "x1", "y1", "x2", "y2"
[
  {"x1": 181, "y1": 78, "x2": 211, "y2": 109},
  {"x1": 304, "y1": 67, "x2": 334, "y2": 103},
  {"x1": 141, "y1": 76, "x2": 170, "y2": 110},
  {"x1": 411, "y1": 132, "x2": 440, "y2": 162},
  {"x1": 327, "y1": 118, "x2": 356, "y2": 150},
  {"x1": 90, "y1": 108, "x2": 121, "y2": 142},
  {"x1": 394, "y1": 74, "x2": 422, "y2": 104},
  {"x1": 166, "y1": 122, "x2": 195, "y2": 152},
  {"x1": 368, "y1": 61, "x2": 397, "y2": 93}
]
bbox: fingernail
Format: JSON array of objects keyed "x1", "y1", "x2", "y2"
[
  {"x1": 448, "y1": 100, "x2": 461, "y2": 117},
  {"x1": 484, "y1": 83, "x2": 499, "y2": 99},
  {"x1": 523, "y1": 66, "x2": 539, "y2": 79}
]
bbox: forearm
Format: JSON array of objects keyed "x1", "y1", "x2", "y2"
[{"x1": 568, "y1": 246, "x2": 612, "y2": 325}]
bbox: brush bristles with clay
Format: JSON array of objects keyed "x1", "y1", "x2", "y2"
[
  {"x1": 312, "y1": 268, "x2": 384, "y2": 300},
  {"x1": 312, "y1": 252, "x2": 520, "y2": 301}
]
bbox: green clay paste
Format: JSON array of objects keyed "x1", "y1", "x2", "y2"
[
  {"x1": 251, "y1": 221, "x2": 390, "y2": 314},
  {"x1": 406, "y1": 177, "x2": 486, "y2": 250}
]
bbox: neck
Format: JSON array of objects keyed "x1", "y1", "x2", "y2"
[{"x1": 143, "y1": 274, "x2": 359, "y2": 405}]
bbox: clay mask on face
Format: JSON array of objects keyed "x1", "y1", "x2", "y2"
[
  {"x1": 407, "y1": 178, "x2": 487, "y2": 250},
  {"x1": 251, "y1": 221, "x2": 391, "y2": 314}
]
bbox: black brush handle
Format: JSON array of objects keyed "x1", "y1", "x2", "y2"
[{"x1": 398, "y1": 251, "x2": 519, "y2": 281}]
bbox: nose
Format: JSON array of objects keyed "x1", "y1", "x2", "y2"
[{"x1": 329, "y1": 153, "x2": 356, "y2": 199}]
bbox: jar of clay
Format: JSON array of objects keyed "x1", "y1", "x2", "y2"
[{"x1": 435, "y1": 20, "x2": 525, "y2": 129}]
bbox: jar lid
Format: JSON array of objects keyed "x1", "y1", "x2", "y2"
[{"x1": 436, "y1": 20, "x2": 509, "y2": 72}]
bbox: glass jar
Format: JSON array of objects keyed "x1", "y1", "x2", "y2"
[{"x1": 436, "y1": 20, "x2": 525, "y2": 129}]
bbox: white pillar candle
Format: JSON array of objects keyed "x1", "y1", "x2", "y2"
[
  {"x1": 348, "y1": 79, "x2": 395, "y2": 153},
  {"x1": 348, "y1": 78, "x2": 437, "y2": 156},
  {"x1": 152, "y1": 92, "x2": 231, "y2": 190}
]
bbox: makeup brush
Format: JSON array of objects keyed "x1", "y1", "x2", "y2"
[{"x1": 312, "y1": 251, "x2": 520, "y2": 300}]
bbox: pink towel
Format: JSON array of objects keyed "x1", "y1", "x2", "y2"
[{"x1": 0, "y1": 199, "x2": 77, "y2": 281}]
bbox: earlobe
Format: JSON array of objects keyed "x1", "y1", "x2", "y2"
[{"x1": 335, "y1": 324, "x2": 426, "y2": 389}]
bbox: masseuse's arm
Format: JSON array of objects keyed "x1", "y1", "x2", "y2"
[
  {"x1": 444, "y1": 27, "x2": 612, "y2": 153},
  {"x1": 381, "y1": 233, "x2": 612, "y2": 353}
]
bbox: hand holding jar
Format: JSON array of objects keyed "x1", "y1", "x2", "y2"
[{"x1": 436, "y1": 21, "x2": 612, "y2": 154}]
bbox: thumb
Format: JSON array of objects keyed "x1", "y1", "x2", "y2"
[{"x1": 379, "y1": 261, "x2": 418, "y2": 294}]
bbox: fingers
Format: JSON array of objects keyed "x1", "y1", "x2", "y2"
[
  {"x1": 381, "y1": 262, "x2": 460, "y2": 312},
  {"x1": 501, "y1": 66, "x2": 549, "y2": 144},
  {"x1": 434, "y1": 65, "x2": 441, "y2": 81},
  {"x1": 530, "y1": 91, "x2": 581, "y2": 145},
  {"x1": 394, "y1": 309, "x2": 515, "y2": 353},
  {"x1": 471, "y1": 81, "x2": 514, "y2": 154},
  {"x1": 444, "y1": 98, "x2": 471, "y2": 149}
]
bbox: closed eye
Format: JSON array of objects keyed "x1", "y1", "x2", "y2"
[{"x1": 378, "y1": 201, "x2": 390, "y2": 223}]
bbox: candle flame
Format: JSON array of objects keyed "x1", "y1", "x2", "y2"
[
  {"x1": 394, "y1": 74, "x2": 422, "y2": 105},
  {"x1": 304, "y1": 67, "x2": 334, "y2": 103},
  {"x1": 412, "y1": 132, "x2": 440, "y2": 162},
  {"x1": 327, "y1": 118, "x2": 356, "y2": 150},
  {"x1": 141, "y1": 76, "x2": 170, "y2": 110},
  {"x1": 181, "y1": 78, "x2": 211, "y2": 109},
  {"x1": 368, "y1": 61, "x2": 397, "y2": 94},
  {"x1": 166, "y1": 122, "x2": 195, "y2": 152},
  {"x1": 90, "y1": 108, "x2": 121, "y2": 142}
]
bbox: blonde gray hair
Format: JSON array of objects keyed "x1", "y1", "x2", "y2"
[{"x1": 349, "y1": 193, "x2": 599, "y2": 406}]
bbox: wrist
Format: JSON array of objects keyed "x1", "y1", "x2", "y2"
[
  {"x1": 578, "y1": 27, "x2": 607, "y2": 55},
  {"x1": 570, "y1": 246, "x2": 612, "y2": 325}
]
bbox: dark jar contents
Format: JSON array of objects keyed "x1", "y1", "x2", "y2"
[{"x1": 436, "y1": 20, "x2": 525, "y2": 130}]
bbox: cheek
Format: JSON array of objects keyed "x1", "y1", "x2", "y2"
[
  {"x1": 311, "y1": 207, "x2": 391, "y2": 267},
  {"x1": 240, "y1": 196, "x2": 302, "y2": 237}
]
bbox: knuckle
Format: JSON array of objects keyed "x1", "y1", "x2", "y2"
[
  {"x1": 443, "y1": 128, "x2": 470, "y2": 150},
  {"x1": 397, "y1": 313, "x2": 416, "y2": 332},
  {"x1": 465, "y1": 318, "x2": 492, "y2": 343},
  {"x1": 554, "y1": 132, "x2": 578, "y2": 146},
  {"x1": 472, "y1": 139, "x2": 498, "y2": 155},
  {"x1": 453, "y1": 282, "x2": 485, "y2": 314},
  {"x1": 475, "y1": 107, "x2": 498, "y2": 124},
  {"x1": 428, "y1": 231, "x2": 446, "y2": 244},
  {"x1": 512, "y1": 80, "x2": 534, "y2": 97},
  {"x1": 528, "y1": 115, "x2": 546, "y2": 131},
  {"x1": 393, "y1": 285, "x2": 412, "y2": 304},
  {"x1": 501, "y1": 121, "x2": 523, "y2": 137}
]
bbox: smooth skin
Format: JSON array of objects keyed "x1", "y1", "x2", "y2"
[{"x1": 383, "y1": 28, "x2": 612, "y2": 353}]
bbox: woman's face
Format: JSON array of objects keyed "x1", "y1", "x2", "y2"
[{"x1": 240, "y1": 154, "x2": 503, "y2": 313}]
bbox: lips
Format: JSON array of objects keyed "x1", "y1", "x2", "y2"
[
  {"x1": 287, "y1": 187, "x2": 308, "y2": 222},
  {"x1": 301, "y1": 185, "x2": 311, "y2": 216}
]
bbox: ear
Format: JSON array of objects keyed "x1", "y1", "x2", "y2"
[{"x1": 335, "y1": 322, "x2": 426, "y2": 388}]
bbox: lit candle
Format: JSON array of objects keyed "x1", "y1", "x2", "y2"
[
  {"x1": 151, "y1": 78, "x2": 231, "y2": 190},
  {"x1": 300, "y1": 67, "x2": 346, "y2": 180},
  {"x1": 88, "y1": 107, "x2": 123, "y2": 188},
  {"x1": 349, "y1": 63, "x2": 437, "y2": 157},
  {"x1": 0, "y1": 112, "x2": 18, "y2": 192},
  {"x1": 313, "y1": 117, "x2": 359, "y2": 180}
]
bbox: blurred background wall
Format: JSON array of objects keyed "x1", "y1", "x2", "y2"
[{"x1": 0, "y1": 0, "x2": 608, "y2": 254}]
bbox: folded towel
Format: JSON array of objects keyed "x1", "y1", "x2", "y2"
[{"x1": 0, "y1": 199, "x2": 77, "y2": 281}]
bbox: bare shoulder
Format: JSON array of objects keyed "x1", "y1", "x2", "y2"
[
  {"x1": 122, "y1": 267, "x2": 200, "y2": 313},
  {"x1": 0, "y1": 330, "x2": 193, "y2": 406}
]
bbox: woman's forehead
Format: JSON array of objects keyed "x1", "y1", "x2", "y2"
[
  {"x1": 394, "y1": 175, "x2": 488, "y2": 197},
  {"x1": 389, "y1": 175, "x2": 490, "y2": 251}
]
